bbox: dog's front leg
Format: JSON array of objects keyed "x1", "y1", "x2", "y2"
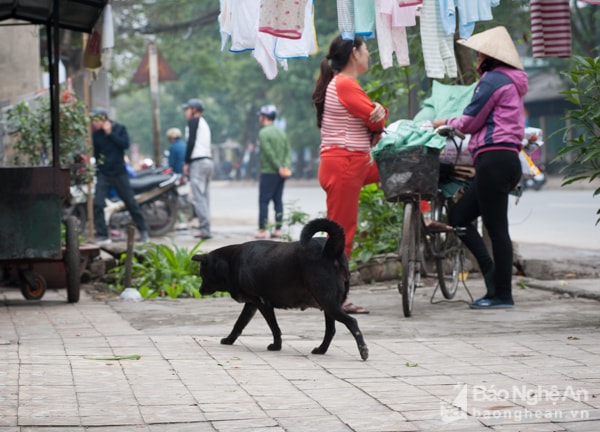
[
  {"x1": 256, "y1": 304, "x2": 282, "y2": 351},
  {"x1": 222, "y1": 303, "x2": 257, "y2": 345},
  {"x1": 312, "y1": 313, "x2": 336, "y2": 355}
]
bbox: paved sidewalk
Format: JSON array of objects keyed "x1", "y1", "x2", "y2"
[{"x1": 2, "y1": 273, "x2": 600, "y2": 431}]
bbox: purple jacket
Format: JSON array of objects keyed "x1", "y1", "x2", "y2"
[{"x1": 446, "y1": 66, "x2": 528, "y2": 161}]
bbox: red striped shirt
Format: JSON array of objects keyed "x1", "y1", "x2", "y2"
[{"x1": 320, "y1": 74, "x2": 387, "y2": 153}]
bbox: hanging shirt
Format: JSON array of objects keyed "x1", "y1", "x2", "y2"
[
  {"x1": 229, "y1": 0, "x2": 260, "y2": 52},
  {"x1": 440, "y1": 0, "x2": 498, "y2": 39},
  {"x1": 531, "y1": 0, "x2": 572, "y2": 58},
  {"x1": 337, "y1": 0, "x2": 355, "y2": 40}
]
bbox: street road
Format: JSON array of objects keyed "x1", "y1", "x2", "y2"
[{"x1": 208, "y1": 179, "x2": 600, "y2": 251}]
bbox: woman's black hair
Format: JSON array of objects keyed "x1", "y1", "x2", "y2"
[
  {"x1": 478, "y1": 56, "x2": 511, "y2": 74},
  {"x1": 312, "y1": 35, "x2": 363, "y2": 129}
]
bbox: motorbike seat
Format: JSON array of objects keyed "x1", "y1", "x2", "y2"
[{"x1": 129, "y1": 174, "x2": 176, "y2": 194}]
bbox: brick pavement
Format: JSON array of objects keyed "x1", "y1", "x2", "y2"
[{"x1": 2, "y1": 273, "x2": 600, "y2": 431}]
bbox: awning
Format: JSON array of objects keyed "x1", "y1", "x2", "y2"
[{"x1": 0, "y1": 0, "x2": 107, "y2": 33}]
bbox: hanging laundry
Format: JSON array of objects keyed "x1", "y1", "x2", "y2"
[
  {"x1": 218, "y1": 0, "x2": 233, "y2": 51},
  {"x1": 259, "y1": 0, "x2": 306, "y2": 40},
  {"x1": 375, "y1": 0, "x2": 413, "y2": 69},
  {"x1": 338, "y1": 0, "x2": 355, "y2": 40},
  {"x1": 531, "y1": 0, "x2": 572, "y2": 58},
  {"x1": 275, "y1": 0, "x2": 318, "y2": 59},
  {"x1": 354, "y1": 0, "x2": 376, "y2": 38},
  {"x1": 439, "y1": 0, "x2": 499, "y2": 39},
  {"x1": 419, "y1": 0, "x2": 457, "y2": 78},
  {"x1": 229, "y1": 0, "x2": 261, "y2": 52}
]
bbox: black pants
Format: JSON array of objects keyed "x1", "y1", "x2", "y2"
[
  {"x1": 449, "y1": 150, "x2": 521, "y2": 301},
  {"x1": 258, "y1": 173, "x2": 285, "y2": 230},
  {"x1": 94, "y1": 172, "x2": 147, "y2": 237}
]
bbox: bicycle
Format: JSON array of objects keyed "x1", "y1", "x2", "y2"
[{"x1": 397, "y1": 126, "x2": 472, "y2": 317}]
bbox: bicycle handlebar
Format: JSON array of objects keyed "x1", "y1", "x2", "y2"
[{"x1": 435, "y1": 125, "x2": 466, "y2": 140}]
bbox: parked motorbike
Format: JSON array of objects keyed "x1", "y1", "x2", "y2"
[
  {"x1": 520, "y1": 127, "x2": 546, "y2": 191},
  {"x1": 65, "y1": 170, "x2": 180, "y2": 238}
]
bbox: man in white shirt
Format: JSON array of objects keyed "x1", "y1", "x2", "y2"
[{"x1": 183, "y1": 98, "x2": 214, "y2": 240}]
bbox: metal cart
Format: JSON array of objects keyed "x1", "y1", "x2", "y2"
[{"x1": 0, "y1": 0, "x2": 107, "y2": 302}]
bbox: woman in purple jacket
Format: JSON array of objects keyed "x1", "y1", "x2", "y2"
[{"x1": 433, "y1": 27, "x2": 528, "y2": 309}]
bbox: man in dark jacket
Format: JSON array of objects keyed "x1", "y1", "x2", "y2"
[{"x1": 91, "y1": 108, "x2": 148, "y2": 244}]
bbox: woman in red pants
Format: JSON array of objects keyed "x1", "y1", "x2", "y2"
[{"x1": 312, "y1": 35, "x2": 388, "y2": 314}]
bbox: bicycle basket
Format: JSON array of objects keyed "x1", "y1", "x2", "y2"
[{"x1": 374, "y1": 145, "x2": 441, "y2": 202}]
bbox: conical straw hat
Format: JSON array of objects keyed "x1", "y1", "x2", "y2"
[{"x1": 457, "y1": 26, "x2": 524, "y2": 71}]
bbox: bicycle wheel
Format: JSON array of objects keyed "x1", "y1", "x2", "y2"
[
  {"x1": 430, "y1": 195, "x2": 462, "y2": 299},
  {"x1": 399, "y1": 200, "x2": 420, "y2": 317}
]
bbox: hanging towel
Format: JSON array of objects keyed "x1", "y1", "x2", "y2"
[
  {"x1": 275, "y1": 0, "x2": 318, "y2": 59},
  {"x1": 531, "y1": 0, "x2": 572, "y2": 58},
  {"x1": 259, "y1": 0, "x2": 306, "y2": 40},
  {"x1": 354, "y1": 0, "x2": 376, "y2": 38}
]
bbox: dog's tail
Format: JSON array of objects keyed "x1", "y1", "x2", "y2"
[{"x1": 300, "y1": 218, "x2": 345, "y2": 259}]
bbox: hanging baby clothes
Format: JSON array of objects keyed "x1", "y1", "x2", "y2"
[
  {"x1": 531, "y1": 0, "x2": 572, "y2": 58},
  {"x1": 337, "y1": 0, "x2": 355, "y2": 40},
  {"x1": 419, "y1": 0, "x2": 457, "y2": 78},
  {"x1": 354, "y1": 0, "x2": 376, "y2": 38},
  {"x1": 229, "y1": 0, "x2": 261, "y2": 52},
  {"x1": 275, "y1": 0, "x2": 318, "y2": 59},
  {"x1": 259, "y1": 0, "x2": 306, "y2": 40},
  {"x1": 375, "y1": 0, "x2": 415, "y2": 69},
  {"x1": 439, "y1": 0, "x2": 499, "y2": 39}
]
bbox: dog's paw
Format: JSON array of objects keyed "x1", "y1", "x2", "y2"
[
  {"x1": 359, "y1": 345, "x2": 369, "y2": 361},
  {"x1": 311, "y1": 346, "x2": 327, "y2": 355},
  {"x1": 267, "y1": 343, "x2": 282, "y2": 351},
  {"x1": 221, "y1": 337, "x2": 235, "y2": 345}
]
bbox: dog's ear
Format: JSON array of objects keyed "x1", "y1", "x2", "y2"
[{"x1": 192, "y1": 254, "x2": 207, "y2": 263}]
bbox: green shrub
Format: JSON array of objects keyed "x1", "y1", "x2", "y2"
[
  {"x1": 556, "y1": 56, "x2": 600, "y2": 224},
  {"x1": 109, "y1": 241, "x2": 228, "y2": 299},
  {"x1": 351, "y1": 183, "x2": 403, "y2": 268}
]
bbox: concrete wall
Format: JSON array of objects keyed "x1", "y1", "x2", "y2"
[{"x1": 0, "y1": 22, "x2": 41, "y2": 103}]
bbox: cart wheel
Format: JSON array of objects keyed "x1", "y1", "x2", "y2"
[
  {"x1": 64, "y1": 215, "x2": 81, "y2": 303},
  {"x1": 19, "y1": 270, "x2": 47, "y2": 300}
]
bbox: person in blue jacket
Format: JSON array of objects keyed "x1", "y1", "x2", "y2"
[
  {"x1": 166, "y1": 127, "x2": 186, "y2": 175},
  {"x1": 91, "y1": 108, "x2": 148, "y2": 244},
  {"x1": 433, "y1": 27, "x2": 528, "y2": 309}
]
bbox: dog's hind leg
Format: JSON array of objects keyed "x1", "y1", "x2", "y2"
[
  {"x1": 328, "y1": 308, "x2": 369, "y2": 361},
  {"x1": 222, "y1": 303, "x2": 257, "y2": 345},
  {"x1": 312, "y1": 313, "x2": 336, "y2": 355},
  {"x1": 257, "y1": 304, "x2": 282, "y2": 351}
]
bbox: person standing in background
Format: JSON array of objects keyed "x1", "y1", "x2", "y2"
[
  {"x1": 312, "y1": 35, "x2": 388, "y2": 314},
  {"x1": 166, "y1": 127, "x2": 186, "y2": 175},
  {"x1": 183, "y1": 98, "x2": 214, "y2": 240},
  {"x1": 254, "y1": 104, "x2": 292, "y2": 239},
  {"x1": 90, "y1": 107, "x2": 149, "y2": 244}
]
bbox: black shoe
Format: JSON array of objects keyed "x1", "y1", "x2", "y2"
[{"x1": 469, "y1": 297, "x2": 514, "y2": 309}]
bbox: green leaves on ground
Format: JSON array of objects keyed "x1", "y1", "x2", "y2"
[{"x1": 109, "y1": 241, "x2": 227, "y2": 299}]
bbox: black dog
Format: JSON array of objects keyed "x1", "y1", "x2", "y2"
[{"x1": 192, "y1": 218, "x2": 368, "y2": 360}]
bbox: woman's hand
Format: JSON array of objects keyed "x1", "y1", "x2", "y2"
[
  {"x1": 369, "y1": 103, "x2": 386, "y2": 123},
  {"x1": 432, "y1": 119, "x2": 446, "y2": 128}
]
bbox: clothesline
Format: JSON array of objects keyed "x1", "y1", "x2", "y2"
[{"x1": 218, "y1": 0, "x2": 573, "y2": 80}]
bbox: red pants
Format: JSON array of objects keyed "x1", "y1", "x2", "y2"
[{"x1": 318, "y1": 148, "x2": 379, "y2": 257}]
